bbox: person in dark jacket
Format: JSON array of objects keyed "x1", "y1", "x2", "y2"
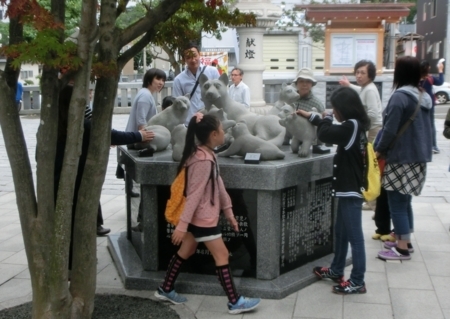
[
  {"x1": 376, "y1": 56, "x2": 432, "y2": 261},
  {"x1": 296, "y1": 87, "x2": 370, "y2": 295},
  {"x1": 419, "y1": 60, "x2": 444, "y2": 154},
  {"x1": 56, "y1": 85, "x2": 153, "y2": 267}
]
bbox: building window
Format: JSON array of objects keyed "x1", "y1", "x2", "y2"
[
  {"x1": 427, "y1": 41, "x2": 432, "y2": 54},
  {"x1": 431, "y1": 0, "x2": 437, "y2": 18},
  {"x1": 423, "y1": 3, "x2": 426, "y2": 21},
  {"x1": 433, "y1": 42, "x2": 440, "y2": 59},
  {"x1": 20, "y1": 70, "x2": 33, "y2": 79}
]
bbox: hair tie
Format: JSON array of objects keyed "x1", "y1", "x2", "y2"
[{"x1": 195, "y1": 112, "x2": 204, "y2": 123}]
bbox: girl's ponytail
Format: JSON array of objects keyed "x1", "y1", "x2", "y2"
[{"x1": 177, "y1": 116, "x2": 198, "y2": 174}]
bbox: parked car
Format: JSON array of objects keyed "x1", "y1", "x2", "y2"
[{"x1": 433, "y1": 82, "x2": 450, "y2": 104}]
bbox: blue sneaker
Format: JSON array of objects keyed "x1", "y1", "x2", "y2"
[
  {"x1": 228, "y1": 296, "x2": 261, "y2": 315},
  {"x1": 154, "y1": 287, "x2": 187, "y2": 304}
]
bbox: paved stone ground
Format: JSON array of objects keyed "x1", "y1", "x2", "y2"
[{"x1": 0, "y1": 113, "x2": 449, "y2": 319}]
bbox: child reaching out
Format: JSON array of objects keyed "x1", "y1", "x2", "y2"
[
  {"x1": 296, "y1": 87, "x2": 370, "y2": 295},
  {"x1": 155, "y1": 113, "x2": 261, "y2": 315}
]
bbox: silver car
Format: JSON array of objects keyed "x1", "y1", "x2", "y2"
[{"x1": 433, "y1": 82, "x2": 450, "y2": 104}]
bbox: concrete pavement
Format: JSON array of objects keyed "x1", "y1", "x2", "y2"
[{"x1": 0, "y1": 113, "x2": 449, "y2": 318}]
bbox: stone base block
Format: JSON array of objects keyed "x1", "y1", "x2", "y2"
[{"x1": 108, "y1": 233, "x2": 351, "y2": 300}]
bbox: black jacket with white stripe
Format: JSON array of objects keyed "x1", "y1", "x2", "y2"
[{"x1": 309, "y1": 114, "x2": 367, "y2": 198}]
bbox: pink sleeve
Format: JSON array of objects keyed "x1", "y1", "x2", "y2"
[
  {"x1": 176, "y1": 160, "x2": 212, "y2": 232},
  {"x1": 217, "y1": 175, "x2": 233, "y2": 218}
]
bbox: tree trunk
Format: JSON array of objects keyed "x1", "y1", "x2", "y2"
[{"x1": 68, "y1": 0, "x2": 114, "y2": 317}]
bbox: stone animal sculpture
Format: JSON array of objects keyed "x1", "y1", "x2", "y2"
[
  {"x1": 206, "y1": 106, "x2": 236, "y2": 146},
  {"x1": 134, "y1": 125, "x2": 171, "y2": 152},
  {"x1": 218, "y1": 121, "x2": 285, "y2": 160},
  {"x1": 200, "y1": 73, "x2": 286, "y2": 147},
  {"x1": 171, "y1": 124, "x2": 187, "y2": 162},
  {"x1": 147, "y1": 94, "x2": 189, "y2": 132},
  {"x1": 268, "y1": 83, "x2": 299, "y2": 115},
  {"x1": 170, "y1": 119, "x2": 236, "y2": 162},
  {"x1": 278, "y1": 104, "x2": 317, "y2": 157}
]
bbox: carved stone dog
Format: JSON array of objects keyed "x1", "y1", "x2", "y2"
[
  {"x1": 218, "y1": 121, "x2": 285, "y2": 160},
  {"x1": 200, "y1": 73, "x2": 286, "y2": 147},
  {"x1": 134, "y1": 124, "x2": 171, "y2": 152},
  {"x1": 147, "y1": 94, "x2": 189, "y2": 133},
  {"x1": 268, "y1": 83, "x2": 299, "y2": 115},
  {"x1": 278, "y1": 104, "x2": 317, "y2": 157},
  {"x1": 206, "y1": 106, "x2": 236, "y2": 146}
]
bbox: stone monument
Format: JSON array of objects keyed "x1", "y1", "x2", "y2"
[{"x1": 233, "y1": 0, "x2": 282, "y2": 110}]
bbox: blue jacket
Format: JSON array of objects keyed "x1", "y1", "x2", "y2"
[
  {"x1": 375, "y1": 86, "x2": 433, "y2": 164},
  {"x1": 419, "y1": 73, "x2": 444, "y2": 107}
]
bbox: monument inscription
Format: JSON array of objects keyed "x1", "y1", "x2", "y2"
[{"x1": 280, "y1": 177, "x2": 334, "y2": 274}]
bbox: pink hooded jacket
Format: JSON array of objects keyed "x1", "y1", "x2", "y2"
[{"x1": 176, "y1": 146, "x2": 233, "y2": 232}]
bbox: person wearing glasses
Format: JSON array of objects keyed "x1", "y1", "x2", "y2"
[{"x1": 228, "y1": 67, "x2": 250, "y2": 108}]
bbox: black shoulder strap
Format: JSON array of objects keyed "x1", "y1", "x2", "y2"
[{"x1": 189, "y1": 66, "x2": 207, "y2": 99}]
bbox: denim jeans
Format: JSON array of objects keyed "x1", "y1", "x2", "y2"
[
  {"x1": 430, "y1": 106, "x2": 437, "y2": 148},
  {"x1": 386, "y1": 190, "x2": 413, "y2": 240},
  {"x1": 330, "y1": 197, "x2": 366, "y2": 286}
]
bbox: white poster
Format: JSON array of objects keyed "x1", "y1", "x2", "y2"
[
  {"x1": 331, "y1": 37, "x2": 354, "y2": 67},
  {"x1": 355, "y1": 39, "x2": 377, "y2": 63}
]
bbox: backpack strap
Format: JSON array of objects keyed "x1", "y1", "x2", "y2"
[
  {"x1": 209, "y1": 161, "x2": 215, "y2": 205},
  {"x1": 183, "y1": 166, "x2": 188, "y2": 197}
]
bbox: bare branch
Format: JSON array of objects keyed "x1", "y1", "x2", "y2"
[{"x1": 118, "y1": 0, "x2": 185, "y2": 49}]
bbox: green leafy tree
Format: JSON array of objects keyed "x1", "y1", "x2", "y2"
[{"x1": 0, "y1": 0, "x2": 254, "y2": 318}]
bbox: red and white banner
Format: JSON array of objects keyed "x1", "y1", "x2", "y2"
[{"x1": 200, "y1": 51, "x2": 228, "y2": 75}]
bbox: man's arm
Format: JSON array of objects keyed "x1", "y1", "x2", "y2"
[{"x1": 172, "y1": 77, "x2": 183, "y2": 97}]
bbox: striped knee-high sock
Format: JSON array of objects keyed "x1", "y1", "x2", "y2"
[
  {"x1": 160, "y1": 253, "x2": 186, "y2": 293},
  {"x1": 216, "y1": 264, "x2": 240, "y2": 304}
]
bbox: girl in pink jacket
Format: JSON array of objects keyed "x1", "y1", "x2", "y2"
[{"x1": 155, "y1": 113, "x2": 260, "y2": 315}]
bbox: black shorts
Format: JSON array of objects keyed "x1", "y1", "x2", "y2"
[{"x1": 187, "y1": 224, "x2": 222, "y2": 242}]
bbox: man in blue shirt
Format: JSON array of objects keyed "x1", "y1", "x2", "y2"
[
  {"x1": 173, "y1": 43, "x2": 220, "y2": 124},
  {"x1": 16, "y1": 81, "x2": 23, "y2": 111}
]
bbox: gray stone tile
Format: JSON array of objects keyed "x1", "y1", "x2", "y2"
[
  {"x1": 14, "y1": 268, "x2": 31, "y2": 279},
  {"x1": 0, "y1": 217, "x2": 21, "y2": 235},
  {"x1": 365, "y1": 248, "x2": 387, "y2": 273},
  {"x1": 431, "y1": 276, "x2": 450, "y2": 309},
  {"x1": 197, "y1": 295, "x2": 230, "y2": 314},
  {"x1": 241, "y1": 295, "x2": 296, "y2": 319},
  {"x1": 343, "y1": 302, "x2": 392, "y2": 319},
  {"x1": 412, "y1": 202, "x2": 437, "y2": 216},
  {"x1": 0, "y1": 251, "x2": 16, "y2": 262},
  {"x1": 183, "y1": 293, "x2": 206, "y2": 314},
  {"x1": 422, "y1": 251, "x2": 450, "y2": 277},
  {"x1": 2, "y1": 249, "x2": 28, "y2": 265},
  {"x1": 0, "y1": 278, "x2": 32, "y2": 303},
  {"x1": 0, "y1": 234, "x2": 25, "y2": 252},
  {"x1": 443, "y1": 308, "x2": 450, "y2": 319},
  {"x1": 341, "y1": 271, "x2": 390, "y2": 304},
  {"x1": 415, "y1": 231, "x2": 450, "y2": 252},
  {"x1": 385, "y1": 261, "x2": 433, "y2": 289},
  {"x1": 413, "y1": 215, "x2": 448, "y2": 233},
  {"x1": 96, "y1": 264, "x2": 125, "y2": 289},
  {"x1": 196, "y1": 311, "x2": 242, "y2": 319},
  {"x1": 390, "y1": 288, "x2": 444, "y2": 319},
  {"x1": 293, "y1": 281, "x2": 343, "y2": 319},
  {"x1": 0, "y1": 263, "x2": 27, "y2": 285}
]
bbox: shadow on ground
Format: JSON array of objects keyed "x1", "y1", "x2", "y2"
[{"x1": 0, "y1": 294, "x2": 179, "y2": 319}]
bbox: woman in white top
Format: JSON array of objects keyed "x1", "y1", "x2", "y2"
[{"x1": 339, "y1": 60, "x2": 383, "y2": 143}]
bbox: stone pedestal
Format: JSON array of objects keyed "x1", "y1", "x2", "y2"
[{"x1": 107, "y1": 146, "x2": 347, "y2": 299}]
